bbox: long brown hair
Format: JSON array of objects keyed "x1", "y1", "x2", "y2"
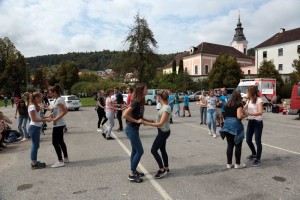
[
  {"x1": 49, "y1": 84, "x2": 61, "y2": 96},
  {"x1": 157, "y1": 90, "x2": 169, "y2": 104},
  {"x1": 247, "y1": 85, "x2": 259, "y2": 104},
  {"x1": 30, "y1": 92, "x2": 42, "y2": 112},
  {"x1": 133, "y1": 83, "x2": 146, "y2": 106},
  {"x1": 226, "y1": 91, "x2": 242, "y2": 108}
]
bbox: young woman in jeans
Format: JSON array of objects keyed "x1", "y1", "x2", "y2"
[
  {"x1": 197, "y1": 91, "x2": 207, "y2": 125},
  {"x1": 243, "y1": 86, "x2": 264, "y2": 167},
  {"x1": 49, "y1": 85, "x2": 69, "y2": 168},
  {"x1": 206, "y1": 90, "x2": 218, "y2": 138},
  {"x1": 28, "y1": 92, "x2": 51, "y2": 169},
  {"x1": 103, "y1": 89, "x2": 115, "y2": 140},
  {"x1": 15, "y1": 99, "x2": 29, "y2": 141},
  {"x1": 143, "y1": 90, "x2": 171, "y2": 179},
  {"x1": 219, "y1": 91, "x2": 248, "y2": 169},
  {"x1": 96, "y1": 90, "x2": 107, "y2": 132},
  {"x1": 123, "y1": 83, "x2": 148, "y2": 183}
]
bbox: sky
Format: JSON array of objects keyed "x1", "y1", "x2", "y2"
[{"x1": 0, "y1": 0, "x2": 299, "y2": 57}]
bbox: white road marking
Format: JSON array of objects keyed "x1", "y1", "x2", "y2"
[
  {"x1": 111, "y1": 131, "x2": 173, "y2": 200},
  {"x1": 182, "y1": 122, "x2": 300, "y2": 155}
]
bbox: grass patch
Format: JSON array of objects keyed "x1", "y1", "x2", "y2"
[{"x1": 80, "y1": 97, "x2": 97, "y2": 107}]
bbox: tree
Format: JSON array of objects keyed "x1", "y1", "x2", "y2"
[
  {"x1": 32, "y1": 65, "x2": 48, "y2": 90},
  {"x1": 258, "y1": 60, "x2": 283, "y2": 86},
  {"x1": 55, "y1": 61, "x2": 79, "y2": 93},
  {"x1": 247, "y1": 48, "x2": 255, "y2": 56},
  {"x1": 178, "y1": 60, "x2": 183, "y2": 74},
  {"x1": 0, "y1": 37, "x2": 26, "y2": 96},
  {"x1": 123, "y1": 12, "x2": 158, "y2": 83},
  {"x1": 79, "y1": 72, "x2": 99, "y2": 82},
  {"x1": 208, "y1": 55, "x2": 244, "y2": 88},
  {"x1": 172, "y1": 59, "x2": 176, "y2": 74},
  {"x1": 291, "y1": 55, "x2": 300, "y2": 81}
]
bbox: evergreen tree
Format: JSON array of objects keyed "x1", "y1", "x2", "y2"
[
  {"x1": 55, "y1": 61, "x2": 79, "y2": 93},
  {"x1": 172, "y1": 59, "x2": 176, "y2": 74},
  {"x1": 178, "y1": 60, "x2": 183, "y2": 74},
  {"x1": 291, "y1": 55, "x2": 300, "y2": 81},
  {"x1": 258, "y1": 60, "x2": 283, "y2": 86},
  {"x1": 123, "y1": 12, "x2": 158, "y2": 83}
]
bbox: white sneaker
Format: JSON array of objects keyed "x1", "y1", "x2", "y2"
[
  {"x1": 213, "y1": 134, "x2": 217, "y2": 138},
  {"x1": 64, "y1": 158, "x2": 70, "y2": 163},
  {"x1": 234, "y1": 163, "x2": 246, "y2": 169},
  {"x1": 227, "y1": 164, "x2": 234, "y2": 169},
  {"x1": 208, "y1": 130, "x2": 213, "y2": 136},
  {"x1": 97, "y1": 128, "x2": 102, "y2": 132},
  {"x1": 51, "y1": 161, "x2": 65, "y2": 168}
]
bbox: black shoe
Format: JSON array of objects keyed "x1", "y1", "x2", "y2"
[
  {"x1": 106, "y1": 136, "x2": 114, "y2": 140},
  {"x1": 170, "y1": 120, "x2": 173, "y2": 124},
  {"x1": 0, "y1": 143, "x2": 7, "y2": 148},
  {"x1": 247, "y1": 155, "x2": 257, "y2": 160},
  {"x1": 252, "y1": 160, "x2": 261, "y2": 167},
  {"x1": 31, "y1": 161, "x2": 46, "y2": 170},
  {"x1": 117, "y1": 128, "x2": 123, "y2": 132},
  {"x1": 155, "y1": 169, "x2": 167, "y2": 179},
  {"x1": 188, "y1": 115, "x2": 191, "y2": 117},
  {"x1": 166, "y1": 169, "x2": 170, "y2": 173},
  {"x1": 102, "y1": 133, "x2": 106, "y2": 139},
  {"x1": 200, "y1": 122, "x2": 203, "y2": 125},
  {"x1": 128, "y1": 174, "x2": 143, "y2": 183},
  {"x1": 134, "y1": 170, "x2": 145, "y2": 177},
  {"x1": 204, "y1": 123, "x2": 207, "y2": 125}
]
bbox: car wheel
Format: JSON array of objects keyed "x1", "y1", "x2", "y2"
[
  {"x1": 75, "y1": 108, "x2": 79, "y2": 111},
  {"x1": 147, "y1": 100, "x2": 152, "y2": 105}
]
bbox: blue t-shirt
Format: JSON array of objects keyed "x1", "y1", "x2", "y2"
[
  {"x1": 183, "y1": 95, "x2": 189, "y2": 107},
  {"x1": 168, "y1": 94, "x2": 174, "y2": 109},
  {"x1": 219, "y1": 95, "x2": 230, "y2": 112}
]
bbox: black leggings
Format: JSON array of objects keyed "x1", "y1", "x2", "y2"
[
  {"x1": 97, "y1": 109, "x2": 107, "y2": 128},
  {"x1": 151, "y1": 129, "x2": 170, "y2": 169},
  {"x1": 225, "y1": 133, "x2": 243, "y2": 165},
  {"x1": 52, "y1": 126, "x2": 68, "y2": 161}
]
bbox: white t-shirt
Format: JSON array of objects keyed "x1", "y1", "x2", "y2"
[
  {"x1": 205, "y1": 96, "x2": 218, "y2": 110},
  {"x1": 247, "y1": 97, "x2": 263, "y2": 121},
  {"x1": 52, "y1": 97, "x2": 66, "y2": 127},
  {"x1": 105, "y1": 97, "x2": 114, "y2": 113},
  {"x1": 28, "y1": 105, "x2": 43, "y2": 127}
]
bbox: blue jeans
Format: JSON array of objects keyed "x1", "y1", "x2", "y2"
[
  {"x1": 106, "y1": 111, "x2": 115, "y2": 137},
  {"x1": 125, "y1": 125, "x2": 144, "y2": 172},
  {"x1": 28, "y1": 125, "x2": 41, "y2": 161},
  {"x1": 207, "y1": 109, "x2": 217, "y2": 133},
  {"x1": 246, "y1": 120, "x2": 263, "y2": 160},
  {"x1": 151, "y1": 129, "x2": 170, "y2": 169},
  {"x1": 174, "y1": 104, "x2": 180, "y2": 116},
  {"x1": 18, "y1": 116, "x2": 28, "y2": 138}
]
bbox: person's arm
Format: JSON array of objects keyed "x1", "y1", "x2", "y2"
[
  {"x1": 143, "y1": 111, "x2": 169, "y2": 128},
  {"x1": 29, "y1": 110, "x2": 50, "y2": 123},
  {"x1": 3, "y1": 115, "x2": 12, "y2": 124},
  {"x1": 237, "y1": 107, "x2": 248, "y2": 120},
  {"x1": 122, "y1": 106, "x2": 142, "y2": 124},
  {"x1": 243, "y1": 100, "x2": 249, "y2": 111}
]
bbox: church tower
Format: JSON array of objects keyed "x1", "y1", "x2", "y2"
[{"x1": 231, "y1": 13, "x2": 248, "y2": 54}]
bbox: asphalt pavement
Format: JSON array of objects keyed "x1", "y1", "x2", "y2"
[{"x1": 0, "y1": 103, "x2": 299, "y2": 200}]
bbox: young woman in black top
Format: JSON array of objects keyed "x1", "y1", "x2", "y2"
[
  {"x1": 96, "y1": 91, "x2": 107, "y2": 132},
  {"x1": 219, "y1": 91, "x2": 248, "y2": 169}
]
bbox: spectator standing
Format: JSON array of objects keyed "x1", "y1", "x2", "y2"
[
  {"x1": 96, "y1": 91, "x2": 108, "y2": 132},
  {"x1": 182, "y1": 91, "x2": 191, "y2": 117},
  {"x1": 15, "y1": 99, "x2": 29, "y2": 141},
  {"x1": 197, "y1": 91, "x2": 207, "y2": 125},
  {"x1": 114, "y1": 87, "x2": 124, "y2": 132},
  {"x1": 168, "y1": 90, "x2": 174, "y2": 124},
  {"x1": 219, "y1": 88, "x2": 230, "y2": 127},
  {"x1": 4, "y1": 96, "x2": 8, "y2": 107},
  {"x1": 206, "y1": 90, "x2": 218, "y2": 138},
  {"x1": 216, "y1": 89, "x2": 222, "y2": 127},
  {"x1": 174, "y1": 90, "x2": 181, "y2": 117},
  {"x1": 102, "y1": 89, "x2": 115, "y2": 140},
  {"x1": 126, "y1": 87, "x2": 133, "y2": 106},
  {"x1": 219, "y1": 91, "x2": 247, "y2": 169},
  {"x1": 10, "y1": 96, "x2": 15, "y2": 107},
  {"x1": 243, "y1": 86, "x2": 264, "y2": 167}
]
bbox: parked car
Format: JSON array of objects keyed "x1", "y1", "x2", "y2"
[
  {"x1": 49, "y1": 95, "x2": 82, "y2": 111},
  {"x1": 289, "y1": 81, "x2": 300, "y2": 117},
  {"x1": 145, "y1": 89, "x2": 162, "y2": 105}
]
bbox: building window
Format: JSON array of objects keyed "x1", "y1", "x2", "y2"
[
  {"x1": 263, "y1": 51, "x2": 267, "y2": 58},
  {"x1": 205, "y1": 65, "x2": 209, "y2": 74},
  {"x1": 194, "y1": 65, "x2": 198, "y2": 74},
  {"x1": 248, "y1": 70, "x2": 251, "y2": 75},
  {"x1": 278, "y1": 64, "x2": 283, "y2": 70},
  {"x1": 278, "y1": 48, "x2": 283, "y2": 56},
  {"x1": 298, "y1": 45, "x2": 300, "y2": 53}
]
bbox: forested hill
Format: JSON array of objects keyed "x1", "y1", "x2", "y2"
[{"x1": 26, "y1": 50, "x2": 177, "y2": 71}]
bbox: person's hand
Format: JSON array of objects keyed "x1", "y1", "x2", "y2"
[
  {"x1": 45, "y1": 118, "x2": 53, "y2": 123},
  {"x1": 136, "y1": 119, "x2": 143, "y2": 124}
]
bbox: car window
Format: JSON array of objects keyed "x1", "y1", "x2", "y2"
[
  {"x1": 147, "y1": 90, "x2": 153, "y2": 95},
  {"x1": 67, "y1": 96, "x2": 79, "y2": 100}
]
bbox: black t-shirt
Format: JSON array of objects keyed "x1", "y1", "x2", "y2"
[
  {"x1": 224, "y1": 103, "x2": 243, "y2": 118},
  {"x1": 97, "y1": 96, "x2": 105, "y2": 111},
  {"x1": 116, "y1": 92, "x2": 123, "y2": 104},
  {"x1": 126, "y1": 100, "x2": 144, "y2": 127}
]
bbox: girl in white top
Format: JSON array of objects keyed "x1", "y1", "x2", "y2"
[
  {"x1": 205, "y1": 90, "x2": 218, "y2": 138},
  {"x1": 104, "y1": 89, "x2": 116, "y2": 140},
  {"x1": 49, "y1": 85, "x2": 69, "y2": 168},
  {"x1": 28, "y1": 92, "x2": 52, "y2": 169},
  {"x1": 243, "y1": 86, "x2": 264, "y2": 167}
]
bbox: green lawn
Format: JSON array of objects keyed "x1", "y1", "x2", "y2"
[
  {"x1": 0, "y1": 100, "x2": 13, "y2": 108},
  {"x1": 80, "y1": 97, "x2": 97, "y2": 107}
]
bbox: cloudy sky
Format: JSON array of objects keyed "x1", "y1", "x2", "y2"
[{"x1": 0, "y1": 0, "x2": 299, "y2": 57}]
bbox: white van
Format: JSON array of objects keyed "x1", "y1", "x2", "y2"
[{"x1": 145, "y1": 89, "x2": 163, "y2": 105}]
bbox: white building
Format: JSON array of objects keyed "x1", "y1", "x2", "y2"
[{"x1": 255, "y1": 27, "x2": 300, "y2": 74}]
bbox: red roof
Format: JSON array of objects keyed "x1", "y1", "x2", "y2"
[{"x1": 255, "y1": 27, "x2": 300, "y2": 49}]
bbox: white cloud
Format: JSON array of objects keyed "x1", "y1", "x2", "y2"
[{"x1": 0, "y1": 0, "x2": 299, "y2": 57}]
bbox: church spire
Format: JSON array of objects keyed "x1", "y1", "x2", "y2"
[{"x1": 232, "y1": 12, "x2": 246, "y2": 42}]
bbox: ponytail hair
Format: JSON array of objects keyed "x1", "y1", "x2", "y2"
[{"x1": 49, "y1": 84, "x2": 61, "y2": 95}]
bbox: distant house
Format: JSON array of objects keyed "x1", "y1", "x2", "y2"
[
  {"x1": 163, "y1": 15, "x2": 255, "y2": 79},
  {"x1": 96, "y1": 69, "x2": 117, "y2": 79},
  {"x1": 255, "y1": 27, "x2": 300, "y2": 74}
]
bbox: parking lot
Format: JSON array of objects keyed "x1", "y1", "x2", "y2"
[{"x1": 0, "y1": 103, "x2": 299, "y2": 200}]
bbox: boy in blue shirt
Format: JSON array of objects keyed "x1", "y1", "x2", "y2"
[
  {"x1": 218, "y1": 87, "x2": 230, "y2": 127},
  {"x1": 182, "y1": 91, "x2": 191, "y2": 117},
  {"x1": 168, "y1": 90, "x2": 175, "y2": 123}
]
